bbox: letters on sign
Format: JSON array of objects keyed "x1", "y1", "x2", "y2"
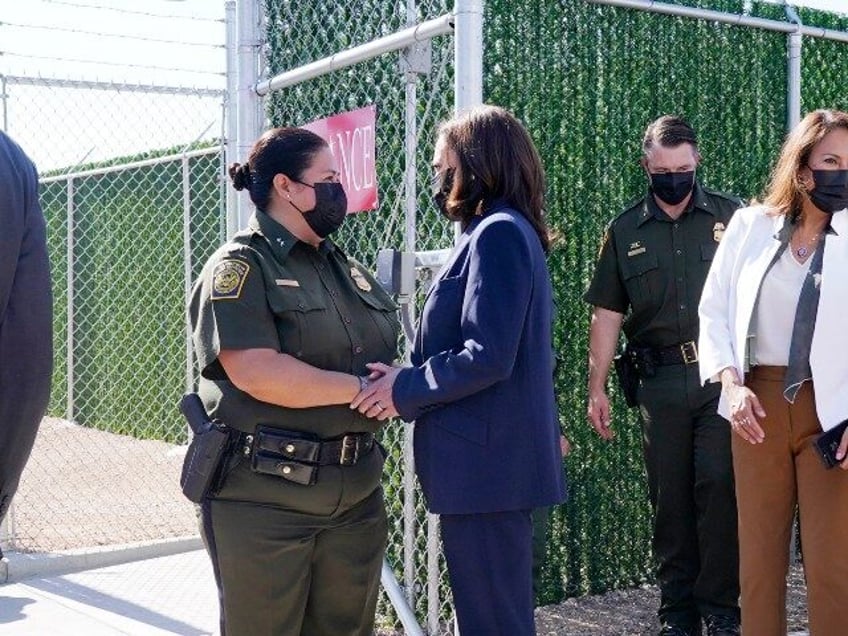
[{"x1": 302, "y1": 105, "x2": 378, "y2": 213}]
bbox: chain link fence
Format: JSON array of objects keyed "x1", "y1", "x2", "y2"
[{"x1": 2, "y1": 76, "x2": 225, "y2": 552}]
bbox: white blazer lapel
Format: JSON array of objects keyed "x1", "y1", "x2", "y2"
[
  {"x1": 733, "y1": 214, "x2": 785, "y2": 370},
  {"x1": 810, "y1": 210, "x2": 848, "y2": 429}
]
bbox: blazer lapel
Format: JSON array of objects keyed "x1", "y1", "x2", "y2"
[
  {"x1": 811, "y1": 210, "x2": 848, "y2": 374},
  {"x1": 734, "y1": 214, "x2": 785, "y2": 359}
]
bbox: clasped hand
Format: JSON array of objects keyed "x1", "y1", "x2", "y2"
[
  {"x1": 350, "y1": 362, "x2": 402, "y2": 421},
  {"x1": 727, "y1": 383, "x2": 767, "y2": 444}
]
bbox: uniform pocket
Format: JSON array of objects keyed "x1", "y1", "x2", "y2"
[
  {"x1": 267, "y1": 290, "x2": 327, "y2": 357},
  {"x1": 352, "y1": 286, "x2": 401, "y2": 353},
  {"x1": 621, "y1": 253, "x2": 660, "y2": 307}
]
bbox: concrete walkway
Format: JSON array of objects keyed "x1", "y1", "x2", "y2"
[{"x1": 0, "y1": 550, "x2": 218, "y2": 635}]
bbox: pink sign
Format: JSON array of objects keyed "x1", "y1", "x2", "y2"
[{"x1": 302, "y1": 105, "x2": 378, "y2": 213}]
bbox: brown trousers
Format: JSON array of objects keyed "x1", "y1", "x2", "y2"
[{"x1": 735, "y1": 366, "x2": 848, "y2": 636}]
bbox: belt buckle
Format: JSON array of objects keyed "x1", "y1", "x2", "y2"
[
  {"x1": 680, "y1": 341, "x2": 698, "y2": 365},
  {"x1": 339, "y1": 435, "x2": 359, "y2": 466}
]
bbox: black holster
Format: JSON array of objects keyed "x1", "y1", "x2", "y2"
[
  {"x1": 179, "y1": 393, "x2": 233, "y2": 503},
  {"x1": 613, "y1": 350, "x2": 640, "y2": 408}
]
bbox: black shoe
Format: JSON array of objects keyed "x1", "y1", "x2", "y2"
[
  {"x1": 704, "y1": 614, "x2": 740, "y2": 636},
  {"x1": 659, "y1": 624, "x2": 699, "y2": 636}
]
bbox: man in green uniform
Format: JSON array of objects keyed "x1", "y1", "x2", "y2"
[
  {"x1": 584, "y1": 116, "x2": 742, "y2": 636},
  {"x1": 189, "y1": 127, "x2": 400, "y2": 636}
]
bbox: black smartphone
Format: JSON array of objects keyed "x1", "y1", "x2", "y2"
[{"x1": 813, "y1": 419, "x2": 848, "y2": 469}]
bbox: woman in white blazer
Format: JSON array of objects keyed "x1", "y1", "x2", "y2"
[{"x1": 698, "y1": 109, "x2": 848, "y2": 636}]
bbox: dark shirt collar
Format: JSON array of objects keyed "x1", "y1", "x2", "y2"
[
  {"x1": 637, "y1": 181, "x2": 714, "y2": 227},
  {"x1": 249, "y1": 210, "x2": 335, "y2": 261}
]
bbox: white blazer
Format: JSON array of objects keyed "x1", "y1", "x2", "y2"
[{"x1": 698, "y1": 205, "x2": 848, "y2": 431}]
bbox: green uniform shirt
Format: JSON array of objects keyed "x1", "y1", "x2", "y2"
[
  {"x1": 190, "y1": 210, "x2": 400, "y2": 437},
  {"x1": 584, "y1": 182, "x2": 743, "y2": 348}
]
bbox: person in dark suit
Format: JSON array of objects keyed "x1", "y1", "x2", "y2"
[
  {"x1": 352, "y1": 105, "x2": 567, "y2": 636},
  {"x1": 0, "y1": 132, "x2": 53, "y2": 539}
]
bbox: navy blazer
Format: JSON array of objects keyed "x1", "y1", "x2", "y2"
[{"x1": 392, "y1": 202, "x2": 567, "y2": 514}]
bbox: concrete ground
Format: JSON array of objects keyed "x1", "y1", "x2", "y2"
[
  {"x1": 0, "y1": 547, "x2": 811, "y2": 636},
  {"x1": 0, "y1": 549, "x2": 218, "y2": 635}
]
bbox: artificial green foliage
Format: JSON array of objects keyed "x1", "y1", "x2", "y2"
[{"x1": 41, "y1": 153, "x2": 223, "y2": 443}]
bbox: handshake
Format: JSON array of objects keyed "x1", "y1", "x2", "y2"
[{"x1": 350, "y1": 361, "x2": 403, "y2": 421}]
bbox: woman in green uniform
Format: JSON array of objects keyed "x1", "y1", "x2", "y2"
[{"x1": 189, "y1": 127, "x2": 399, "y2": 635}]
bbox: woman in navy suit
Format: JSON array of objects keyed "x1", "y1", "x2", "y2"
[{"x1": 352, "y1": 105, "x2": 567, "y2": 635}]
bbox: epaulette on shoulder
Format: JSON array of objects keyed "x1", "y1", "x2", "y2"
[
  {"x1": 702, "y1": 186, "x2": 745, "y2": 207},
  {"x1": 216, "y1": 232, "x2": 256, "y2": 259},
  {"x1": 610, "y1": 196, "x2": 647, "y2": 227}
]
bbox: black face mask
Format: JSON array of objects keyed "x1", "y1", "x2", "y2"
[
  {"x1": 432, "y1": 168, "x2": 454, "y2": 219},
  {"x1": 289, "y1": 180, "x2": 348, "y2": 238},
  {"x1": 650, "y1": 171, "x2": 695, "y2": 206},
  {"x1": 809, "y1": 169, "x2": 848, "y2": 214}
]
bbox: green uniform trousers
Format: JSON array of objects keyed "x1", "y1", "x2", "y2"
[
  {"x1": 202, "y1": 474, "x2": 387, "y2": 636},
  {"x1": 638, "y1": 362, "x2": 739, "y2": 628}
]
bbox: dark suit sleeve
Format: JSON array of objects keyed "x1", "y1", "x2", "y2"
[
  {"x1": 0, "y1": 133, "x2": 52, "y2": 521},
  {"x1": 392, "y1": 218, "x2": 533, "y2": 420},
  {"x1": 0, "y1": 138, "x2": 27, "y2": 321}
]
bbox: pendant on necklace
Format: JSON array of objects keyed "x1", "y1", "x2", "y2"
[{"x1": 797, "y1": 246, "x2": 808, "y2": 258}]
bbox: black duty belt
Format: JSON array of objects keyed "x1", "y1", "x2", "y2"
[
  {"x1": 648, "y1": 340, "x2": 699, "y2": 366},
  {"x1": 246, "y1": 427, "x2": 375, "y2": 487},
  {"x1": 251, "y1": 427, "x2": 374, "y2": 466}
]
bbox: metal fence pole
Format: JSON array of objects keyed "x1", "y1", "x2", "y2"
[
  {"x1": 785, "y1": 3, "x2": 802, "y2": 132},
  {"x1": 236, "y1": 0, "x2": 262, "y2": 230},
  {"x1": 225, "y1": 0, "x2": 239, "y2": 238},
  {"x1": 587, "y1": 0, "x2": 848, "y2": 43},
  {"x1": 0, "y1": 509, "x2": 10, "y2": 556},
  {"x1": 182, "y1": 156, "x2": 194, "y2": 394},
  {"x1": 403, "y1": 0, "x2": 424, "y2": 613},
  {"x1": 451, "y1": 0, "x2": 483, "y2": 250},
  {"x1": 66, "y1": 177, "x2": 75, "y2": 423},
  {"x1": 454, "y1": 0, "x2": 483, "y2": 114},
  {"x1": 1, "y1": 75, "x2": 7, "y2": 132}
]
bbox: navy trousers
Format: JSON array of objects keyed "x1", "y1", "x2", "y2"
[{"x1": 440, "y1": 509, "x2": 535, "y2": 636}]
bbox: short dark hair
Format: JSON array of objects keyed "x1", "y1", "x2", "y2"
[
  {"x1": 642, "y1": 115, "x2": 698, "y2": 155},
  {"x1": 228, "y1": 127, "x2": 327, "y2": 210},
  {"x1": 437, "y1": 105, "x2": 552, "y2": 252}
]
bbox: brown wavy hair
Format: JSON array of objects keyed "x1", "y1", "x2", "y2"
[
  {"x1": 764, "y1": 109, "x2": 848, "y2": 217},
  {"x1": 437, "y1": 105, "x2": 552, "y2": 253}
]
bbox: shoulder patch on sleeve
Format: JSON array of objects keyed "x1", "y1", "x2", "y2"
[
  {"x1": 598, "y1": 227, "x2": 611, "y2": 257},
  {"x1": 211, "y1": 259, "x2": 250, "y2": 300}
]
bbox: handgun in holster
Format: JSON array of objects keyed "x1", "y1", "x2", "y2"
[{"x1": 179, "y1": 393, "x2": 232, "y2": 503}]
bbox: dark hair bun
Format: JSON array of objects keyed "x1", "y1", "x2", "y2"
[{"x1": 228, "y1": 162, "x2": 251, "y2": 191}]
